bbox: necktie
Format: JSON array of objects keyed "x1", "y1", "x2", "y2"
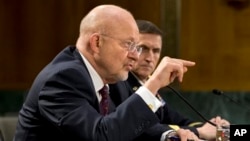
[{"x1": 99, "y1": 85, "x2": 109, "y2": 115}]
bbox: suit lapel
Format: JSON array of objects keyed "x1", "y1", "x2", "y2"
[
  {"x1": 71, "y1": 46, "x2": 100, "y2": 112},
  {"x1": 126, "y1": 72, "x2": 142, "y2": 94}
]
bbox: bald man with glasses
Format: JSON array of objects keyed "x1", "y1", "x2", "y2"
[{"x1": 14, "y1": 5, "x2": 197, "y2": 141}]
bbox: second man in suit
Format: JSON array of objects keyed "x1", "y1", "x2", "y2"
[{"x1": 109, "y1": 20, "x2": 230, "y2": 141}]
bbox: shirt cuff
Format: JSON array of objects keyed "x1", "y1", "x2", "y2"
[{"x1": 135, "y1": 86, "x2": 162, "y2": 112}]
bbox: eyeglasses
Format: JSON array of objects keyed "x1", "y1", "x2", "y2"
[{"x1": 100, "y1": 34, "x2": 142, "y2": 55}]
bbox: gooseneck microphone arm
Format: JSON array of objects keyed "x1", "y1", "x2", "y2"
[
  {"x1": 167, "y1": 86, "x2": 217, "y2": 127},
  {"x1": 212, "y1": 89, "x2": 241, "y2": 105},
  {"x1": 212, "y1": 89, "x2": 250, "y2": 111}
]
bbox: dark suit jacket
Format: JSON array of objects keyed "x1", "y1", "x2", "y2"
[
  {"x1": 13, "y1": 46, "x2": 160, "y2": 141},
  {"x1": 109, "y1": 72, "x2": 202, "y2": 140}
]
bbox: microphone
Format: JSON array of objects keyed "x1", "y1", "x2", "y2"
[
  {"x1": 167, "y1": 86, "x2": 217, "y2": 127},
  {"x1": 212, "y1": 89, "x2": 250, "y2": 111}
]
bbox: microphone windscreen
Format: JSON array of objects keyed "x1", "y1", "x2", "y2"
[{"x1": 212, "y1": 89, "x2": 223, "y2": 95}]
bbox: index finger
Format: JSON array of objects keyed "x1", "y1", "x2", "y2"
[{"x1": 173, "y1": 58, "x2": 196, "y2": 67}]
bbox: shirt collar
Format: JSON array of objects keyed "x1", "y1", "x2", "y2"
[
  {"x1": 131, "y1": 72, "x2": 146, "y2": 85},
  {"x1": 79, "y1": 52, "x2": 104, "y2": 93}
]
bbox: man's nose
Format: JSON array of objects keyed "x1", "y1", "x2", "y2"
[
  {"x1": 145, "y1": 50, "x2": 154, "y2": 61},
  {"x1": 127, "y1": 51, "x2": 139, "y2": 62}
]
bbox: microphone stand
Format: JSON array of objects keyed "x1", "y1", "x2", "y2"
[
  {"x1": 212, "y1": 89, "x2": 250, "y2": 111},
  {"x1": 167, "y1": 86, "x2": 217, "y2": 127}
]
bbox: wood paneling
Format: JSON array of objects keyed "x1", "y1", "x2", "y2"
[
  {"x1": 0, "y1": 0, "x2": 87, "y2": 89},
  {"x1": 3, "y1": 0, "x2": 250, "y2": 91},
  {"x1": 0, "y1": 0, "x2": 161, "y2": 90},
  {"x1": 180, "y1": 0, "x2": 250, "y2": 91}
]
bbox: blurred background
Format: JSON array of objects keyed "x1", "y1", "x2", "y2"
[{"x1": 1, "y1": 0, "x2": 250, "y2": 140}]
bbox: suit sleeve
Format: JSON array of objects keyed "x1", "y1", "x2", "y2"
[
  {"x1": 156, "y1": 102, "x2": 203, "y2": 136},
  {"x1": 134, "y1": 123, "x2": 173, "y2": 141},
  {"x1": 135, "y1": 103, "x2": 204, "y2": 141},
  {"x1": 38, "y1": 68, "x2": 159, "y2": 141}
]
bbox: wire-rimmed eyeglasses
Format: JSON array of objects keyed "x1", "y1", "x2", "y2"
[{"x1": 100, "y1": 34, "x2": 142, "y2": 55}]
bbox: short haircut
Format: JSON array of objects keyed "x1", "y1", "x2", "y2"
[{"x1": 136, "y1": 20, "x2": 163, "y2": 36}]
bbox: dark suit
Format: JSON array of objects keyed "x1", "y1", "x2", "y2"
[
  {"x1": 109, "y1": 72, "x2": 203, "y2": 140},
  {"x1": 14, "y1": 46, "x2": 160, "y2": 141}
]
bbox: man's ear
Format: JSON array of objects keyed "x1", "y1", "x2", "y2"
[{"x1": 89, "y1": 33, "x2": 101, "y2": 52}]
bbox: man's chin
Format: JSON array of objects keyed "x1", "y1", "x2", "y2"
[
  {"x1": 115, "y1": 72, "x2": 129, "y2": 82},
  {"x1": 134, "y1": 71, "x2": 151, "y2": 78},
  {"x1": 121, "y1": 73, "x2": 128, "y2": 81}
]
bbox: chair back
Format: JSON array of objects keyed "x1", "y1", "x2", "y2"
[
  {"x1": 0, "y1": 117, "x2": 18, "y2": 141},
  {"x1": 0, "y1": 129, "x2": 4, "y2": 141}
]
